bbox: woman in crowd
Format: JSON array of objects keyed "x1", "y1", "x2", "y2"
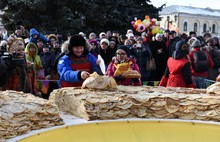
[
  {"x1": 159, "y1": 40, "x2": 195, "y2": 88},
  {"x1": 105, "y1": 45, "x2": 142, "y2": 86},
  {"x1": 57, "y1": 34, "x2": 99, "y2": 87},
  {"x1": 130, "y1": 37, "x2": 152, "y2": 85},
  {"x1": 149, "y1": 33, "x2": 168, "y2": 82},
  {"x1": 204, "y1": 37, "x2": 220, "y2": 80},
  {"x1": 25, "y1": 42, "x2": 43, "y2": 94},
  {"x1": 0, "y1": 38, "x2": 31, "y2": 93}
]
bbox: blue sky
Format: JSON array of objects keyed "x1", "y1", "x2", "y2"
[{"x1": 150, "y1": 0, "x2": 220, "y2": 9}]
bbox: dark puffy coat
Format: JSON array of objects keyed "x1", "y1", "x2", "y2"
[
  {"x1": 149, "y1": 40, "x2": 168, "y2": 81},
  {"x1": 39, "y1": 52, "x2": 55, "y2": 76},
  {"x1": 130, "y1": 45, "x2": 151, "y2": 81}
]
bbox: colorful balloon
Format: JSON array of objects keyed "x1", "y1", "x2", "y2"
[{"x1": 137, "y1": 23, "x2": 146, "y2": 33}]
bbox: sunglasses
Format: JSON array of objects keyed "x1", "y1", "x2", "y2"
[{"x1": 116, "y1": 52, "x2": 126, "y2": 55}]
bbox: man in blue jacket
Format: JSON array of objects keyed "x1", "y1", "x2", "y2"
[{"x1": 57, "y1": 34, "x2": 99, "y2": 87}]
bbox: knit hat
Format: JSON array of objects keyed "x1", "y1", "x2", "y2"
[
  {"x1": 100, "y1": 38, "x2": 110, "y2": 46},
  {"x1": 136, "y1": 36, "x2": 143, "y2": 41},
  {"x1": 155, "y1": 33, "x2": 163, "y2": 38},
  {"x1": 173, "y1": 40, "x2": 189, "y2": 59},
  {"x1": 89, "y1": 32, "x2": 96, "y2": 38},
  {"x1": 89, "y1": 39, "x2": 98, "y2": 46},
  {"x1": 117, "y1": 45, "x2": 130, "y2": 56},
  {"x1": 43, "y1": 43, "x2": 52, "y2": 48},
  {"x1": 191, "y1": 40, "x2": 201, "y2": 48},
  {"x1": 169, "y1": 30, "x2": 176, "y2": 35}
]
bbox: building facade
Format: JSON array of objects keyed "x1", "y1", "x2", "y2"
[{"x1": 159, "y1": 5, "x2": 220, "y2": 37}]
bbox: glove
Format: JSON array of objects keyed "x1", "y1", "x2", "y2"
[{"x1": 115, "y1": 75, "x2": 126, "y2": 81}]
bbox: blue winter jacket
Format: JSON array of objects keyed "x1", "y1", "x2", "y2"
[
  {"x1": 29, "y1": 28, "x2": 49, "y2": 44},
  {"x1": 57, "y1": 53, "x2": 98, "y2": 83}
]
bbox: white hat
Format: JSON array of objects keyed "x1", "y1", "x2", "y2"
[
  {"x1": 0, "y1": 40, "x2": 7, "y2": 47},
  {"x1": 99, "y1": 32, "x2": 106, "y2": 39},
  {"x1": 79, "y1": 32, "x2": 85, "y2": 37},
  {"x1": 100, "y1": 38, "x2": 109, "y2": 46}
]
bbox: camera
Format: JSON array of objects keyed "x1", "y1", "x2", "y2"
[{"x1": 0, "y1": 50, "x2": 24, "y2": 68}]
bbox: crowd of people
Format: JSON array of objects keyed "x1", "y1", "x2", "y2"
[{"x1": 0, "y1": 25, "x2": 220, "y2": 99}]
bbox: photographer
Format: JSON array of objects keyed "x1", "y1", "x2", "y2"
[{"x1": 0, "y1": 38, "x2": 31, "y2": 93}]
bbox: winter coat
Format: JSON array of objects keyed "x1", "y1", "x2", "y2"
[
  {"x1": 25, "y1": 43, "x2": 43, "y2": 73},
  {"x1": 205, "y1": 45, "x2": 220, "y2": 80},
  {"x1": 149, "y1": 40, "x2": 168, "y2": 81},
  {"x1": 39, "y1": 51, "x2": 55, "y2": 76},
  {"x1": 130, "y1": 44, "x2": 151, "y2": 81},
  {"x1": 0, "y1": 60, "x2": 31, "y2": 93},
  {"x1": 25, "y1": 43, "x2": 43, "y2": 94},
  {"x1": 57, "y1": 53, "x2": 98, "y2": 87},
  {"x1": 105, "y1": 58, "x2": 142, "y2": 86},
  {"x1": 98, "y1": 47, "x2": 115, "y2": 67},
  {"x1": 159, "y1": 57, "x2": 195, "y2": 88}
]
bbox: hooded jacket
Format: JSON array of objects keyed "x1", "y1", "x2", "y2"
[{"x1": 29, "y1": 28, "x2": 49, "y2": 44}]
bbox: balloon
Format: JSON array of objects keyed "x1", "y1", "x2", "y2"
[
  {"x1": 131, "y1": 21, "x2": 135, "y2": 26},
  {"x1": 142, "y1": 19, "x2": 150, "y2": 28},
  {"x1": 152, "y1": 26, "x2": 160, "y2": 35},
  {"x1": 135, "y1": 19, "x2": 142, "y2": 26},
  {"x1": 134, "y1": 17, "x2": 138, "y2": 21},
  {"x1": 137, "y1": 23, "x2": 146, "y2": 33},
  {"x1": 159, "y1": 29, "x2": 164, "y2": 34},
  {"x1": 145, "y1": 15, "x2": 150, "y2": 19}
]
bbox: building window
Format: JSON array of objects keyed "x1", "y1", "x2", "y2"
[
  {"x1": 194, "y1": 23, "x2": 198, "y2": 32},
  {"x1": 212, "y1": 24, "x2": 216, "y2": 33},
  {"x1": 203, "y1": 23, "x2": 207, "y2": 32},
  {"x1": 183, "y1": 22, "x2": 187, "y2": 31}
]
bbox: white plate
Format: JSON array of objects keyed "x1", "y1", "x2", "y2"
[{"x1": 98, "y1": 55, "x2": 106, "y2": 74}]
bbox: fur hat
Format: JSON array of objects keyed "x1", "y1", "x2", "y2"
[
  {"x1": 191, "y1": 40, "x2": 201, "y2": 48},
  {"x1": 48, "y1": 34, "x2": 57, "y2": 41},
  {"x1": 69, "y1": 34, "x2": 86, "y2": 48},
  {"x1": 117, "y1": 45, "x2": 130, "y2": 56},
  {"x1": 68, "y1": 35, "x2": 88, "y2": 56},
  {"x1": 100, "y1": 38, "x2": 109, "y2": 46},
  {"x1": 99, "y1": 32, "x2": 106, "y2": 39}
]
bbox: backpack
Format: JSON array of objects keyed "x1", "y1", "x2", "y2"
[{"x1": 192, "y1": 51, "x2": 210, "y2": 73}]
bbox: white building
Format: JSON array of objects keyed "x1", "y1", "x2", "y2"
[{"x1": 159, "y1": 5, "x2": 220, "y2": 37}]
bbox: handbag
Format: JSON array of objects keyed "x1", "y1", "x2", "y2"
[{"x1": 146, "y1": 57, "x2": 156, "y2": 71}]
